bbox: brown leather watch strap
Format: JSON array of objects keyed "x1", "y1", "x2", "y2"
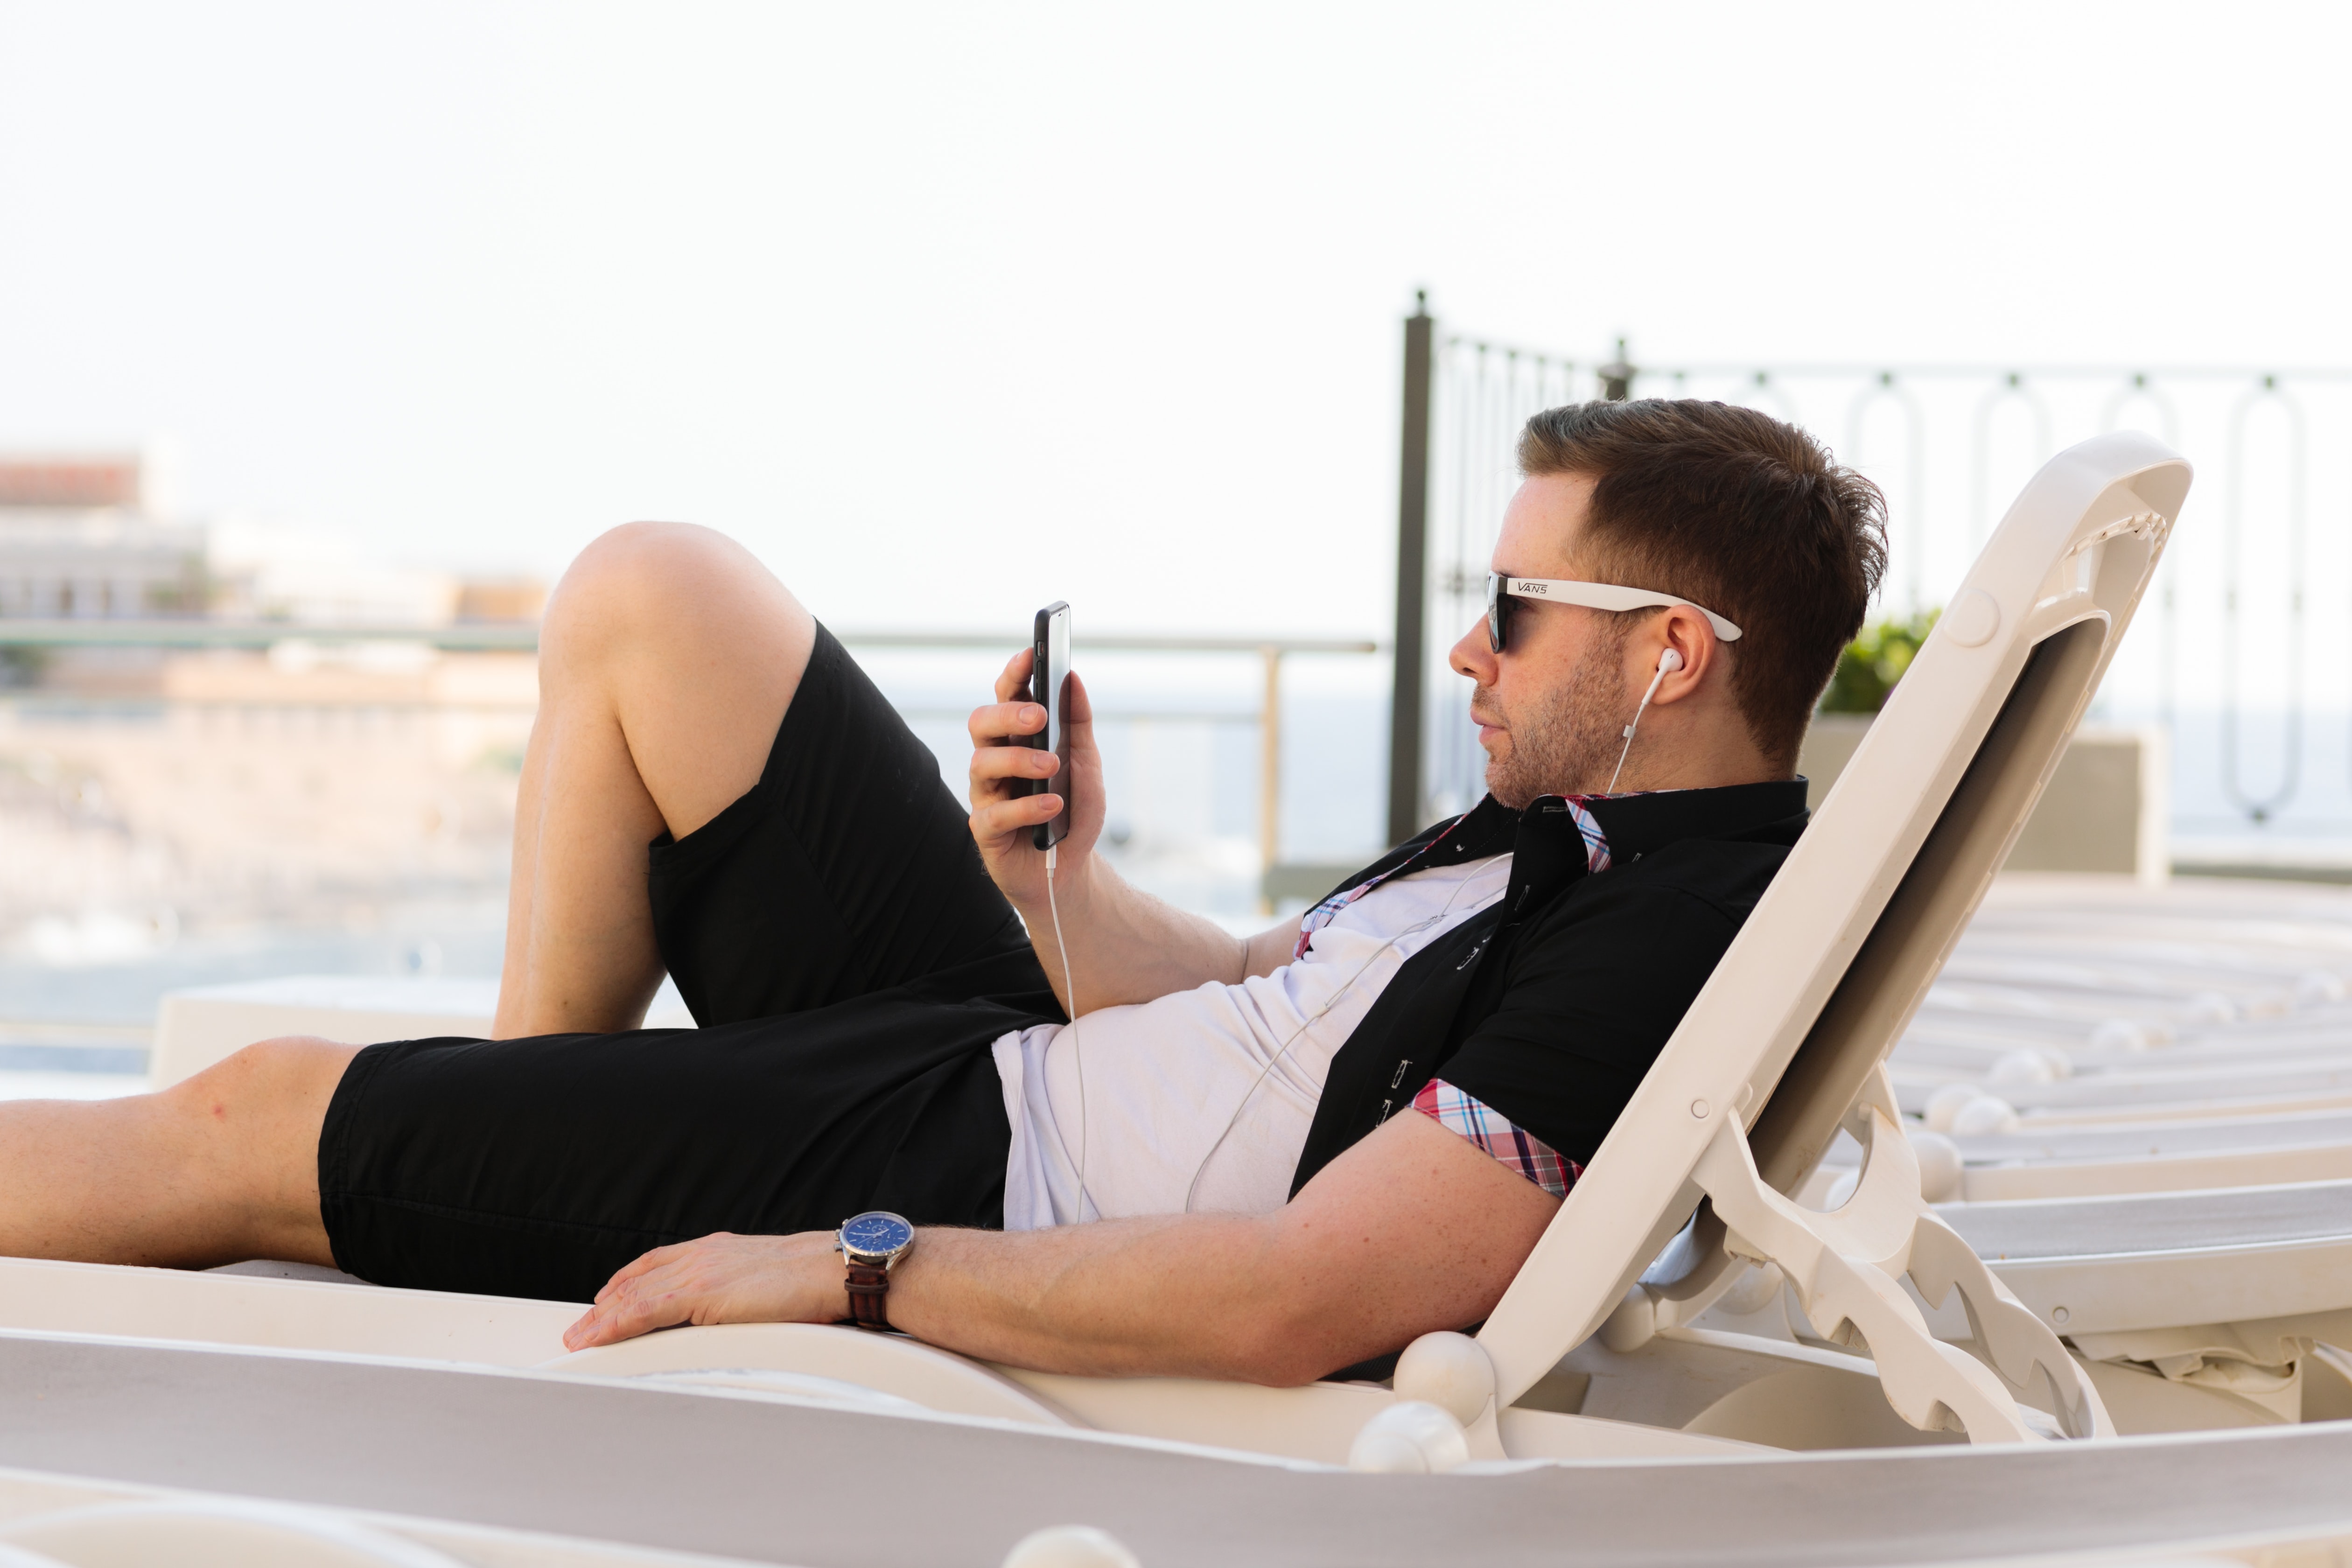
[{"x1": 844, "y1": 1260, "x2": 891, "y2": 1330}]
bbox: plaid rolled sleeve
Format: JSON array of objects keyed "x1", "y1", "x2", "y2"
[{"x1": 1410, "y1": 1078, "x2": 1580, "y2": 1198}]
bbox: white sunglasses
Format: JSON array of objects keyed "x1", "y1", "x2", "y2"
[{"x1": 1486, "y1": 573, "x2": 1744, "y2": 652}]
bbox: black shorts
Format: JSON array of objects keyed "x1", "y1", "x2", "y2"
[{"x1": 317, "y1": 625, "x2": 1059, "y2": 1303}]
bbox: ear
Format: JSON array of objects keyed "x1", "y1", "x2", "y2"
[{"x1": 1641, "y1": 607, "x2": 1720, "y2": 705}]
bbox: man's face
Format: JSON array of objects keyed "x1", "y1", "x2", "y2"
[{"x1": 1448, "y1": 472, "x2": 1639, "y2": 808}]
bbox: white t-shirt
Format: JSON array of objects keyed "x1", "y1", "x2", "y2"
[{"x1": 994, "y1": 854, "x2": 1512, "y2": 1231}]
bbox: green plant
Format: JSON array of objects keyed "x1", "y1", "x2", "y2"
[{"x1": 1819, "y1": 610, "x2": 1939, "y2": 714}]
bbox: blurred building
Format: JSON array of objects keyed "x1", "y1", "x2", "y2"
[
  {"x1": 0, "y1": 454, "x2": 206, "y2": 618},
  {"x1": 0, "y1": 448, "x2": 544, "y2": 697},
  {"x1": 0, "y1": 450, "x2": 546, "y2": 631},
  {"x1": 454, "y1": 578, "x2": 546, "y2": 623},
  {"x1": 0, "y1": 452, "x2": 545, "y2": 939}
]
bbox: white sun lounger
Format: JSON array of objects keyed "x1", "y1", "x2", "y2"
[
  {"x1": 1791, "y1": 868, "x2": 2352, "y2": 1424},
  {"x1": 1677, "y1": 1167, "x2": 2352, "y2": 1434},
  {"x1": 0, "y1": 1332, "x2": 2346, "y2": 1568},
  {"x1": 1817, "y1": 1107, "x2": 2352, "y2": 1202},
  {"x1": 1936, "y1": 1180, "x2": 2352, "y2": 1428},
  {"x1": 0, "y1": 429, "x2": 2197, "y2": 1472},
  {"x1": 1808, "y1": 876, "x2": 2352, "y2": 1239},
  {"x1": 9, "y1": 429, "x2": 2352, "y2": 1562}
]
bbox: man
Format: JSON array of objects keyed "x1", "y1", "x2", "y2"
[{"x1": 0, "y1": 399, "x2": 1884, "y2": 1385}]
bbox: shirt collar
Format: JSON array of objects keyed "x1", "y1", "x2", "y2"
[
  {"x1": 1402, "y1": 779, "x2": 1809, "y2": 866},
  {"x1": 1313, "y1": 778, "x2": 1809, "y2": 938},
  {"x1": 1573, "y1": 778, "x2": 1811, "y2": 860},
  {"x1": 1501, "y1": 778, "x2": 1810, "y2": 922}
]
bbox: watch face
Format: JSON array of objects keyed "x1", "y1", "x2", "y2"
[{"x1": 840, "y1": 1211, "x2": 914, "y2": 1260}]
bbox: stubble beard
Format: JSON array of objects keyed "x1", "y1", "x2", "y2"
[{"x1": 1479, "y1": 624, "x2": 1634, "y2": 809}]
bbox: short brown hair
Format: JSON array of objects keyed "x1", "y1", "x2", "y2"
[{"x1": 1517, "y1": 399, "x2": 1887, "y2": 770}]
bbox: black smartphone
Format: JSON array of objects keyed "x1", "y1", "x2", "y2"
[{"x1": 1022, "y1": 602, "x2": 1073, "y2": 850}]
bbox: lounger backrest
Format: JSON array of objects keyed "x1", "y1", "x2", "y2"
[{"x1": 1476, "y1": 431, "x2": 2191, "y2": 1401}]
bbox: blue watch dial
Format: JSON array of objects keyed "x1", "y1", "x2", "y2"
[{"x1": 840, "y1": 1211, "x2": 914, "y2": 1259}]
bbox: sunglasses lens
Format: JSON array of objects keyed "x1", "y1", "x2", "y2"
[{"x1": 1486, "y1": 575, "x2": 1508, "y2": 652}]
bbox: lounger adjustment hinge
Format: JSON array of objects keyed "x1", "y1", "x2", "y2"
[{"x1": 1685, "y1": 1064, "x2": 2115, "y2": 1444}]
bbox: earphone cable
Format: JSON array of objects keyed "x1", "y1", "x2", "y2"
[
  {"x1": 1608, "y1": 651, "x2": 1680, "y2": 793},
  {"x1": 1044, "y1": 842, "x2": 1094, "y2": 1221},
  {"x1": 1181, "y1": 861, "x2": 1497, "y2": 1213}
]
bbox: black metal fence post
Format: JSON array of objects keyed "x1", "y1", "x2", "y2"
[
  {"x1": 1388, "y1": 294, "x2": 1435, "y2": 846},
  {"x1": 1597, "y1": 337, "x2": 1634, "y2": 401}
]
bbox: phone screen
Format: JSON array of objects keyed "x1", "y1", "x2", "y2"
[{"x1": 1031, "y1": 602, "x2": 1072, "y2": 850}]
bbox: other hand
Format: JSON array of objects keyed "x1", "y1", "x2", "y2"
[
  {"x1": 966, "y1": 646, "x2": 1106, "y2": 910},
  {"x1": 561, "y1": 1231, "x2": 846, "y2": 1351}
]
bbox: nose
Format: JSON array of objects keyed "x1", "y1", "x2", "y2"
[{"x1": 1449, "y1": 618, "x2": 1495, "y2": 684}]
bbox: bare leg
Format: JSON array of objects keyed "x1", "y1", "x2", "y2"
[
  {"x1": 495, "y1": 522, "x2": 816, "y2": 1036},
  {"x1": 0, "y1": 1037, "x2": 356, "y2": 1267},
  {"x1": 0, "y1": 524, "x2": 816, "y2": 1267}
]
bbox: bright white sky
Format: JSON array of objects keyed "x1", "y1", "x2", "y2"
[{"x1": 1, "y1": 1, "x2": 2345, "y2": 638}]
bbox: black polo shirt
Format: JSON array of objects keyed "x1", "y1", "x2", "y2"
[{"x1": 1288, "y1": 778, "x2": 1809, "y2": 1194}]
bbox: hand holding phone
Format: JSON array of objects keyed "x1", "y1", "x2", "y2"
[
  {"x1": 963, "y1": 602, "x2": 1089, "y2": 897},
  {"x1": 1020, "y1": 602, "x2": 1074, "y2": 850}
]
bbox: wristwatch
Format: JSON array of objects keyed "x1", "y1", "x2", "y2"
[{"x1": 834, "y1": 1210, "x2": 916, "y2": 1330}]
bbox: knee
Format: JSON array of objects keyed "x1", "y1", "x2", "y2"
[
  {"x1": 546, "y1": 523, "x2": 747, "y2": 647},
  {"x1": 542, "y1": 522, "x2": 804, "y2": 684},
  {"x1": 166, "y1": 1036, "x2": 359, "y2": 1128}
]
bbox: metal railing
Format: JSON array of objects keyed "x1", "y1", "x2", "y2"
[
  {"x1": 833, "y1": 631, "x2": 1382, "y2": 903},
  {"x1": 1391, "y1": 304, "x2": 2352, "y2": 834},
  {"x1": 0, "y1": 621, "x2": 1384, "y2": 910},
  {"x1": 0, "y1": 619, "x2": 542, "y2": 651}
]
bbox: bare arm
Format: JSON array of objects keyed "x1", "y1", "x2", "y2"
[
  {"x1": 562, "y1": 1111, "x2": 1559, "y2": 1384},
  {"x1": 968, "y1": 649, "x2": 1296, "y2": 1012}
]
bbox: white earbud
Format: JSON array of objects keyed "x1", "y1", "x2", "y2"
[{"x1": 1609, "y1": 647, "x2": 1685, "y2": 792}]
